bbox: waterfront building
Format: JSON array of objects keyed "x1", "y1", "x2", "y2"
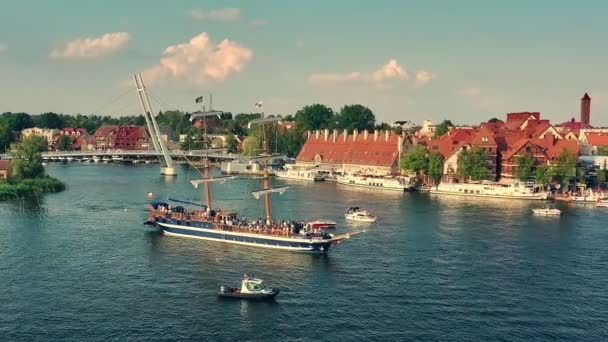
[
  {"x1": 88, "y1": 125, "x2": 150, "y2": 151},
  {"x1": 579, "y1": 131, "x2": 608, "y2": 156},
  {"x1": 425, "y1": 95, "x2": 586, "y2": 181},
  {"x1": 49, "y1": 128, "x2": 87, "y2": 151},
  {"x1": 21, "y1": 127, "x2": 60, "y2": 146},
  {"x1": 296, "y1": 129, "x2": 410, "y2": 176},
  {"x1": 0, "y1": 159, "x2": 10, "y2": 180}
]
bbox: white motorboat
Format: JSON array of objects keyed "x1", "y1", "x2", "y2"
[
  {"x1": 92, "y1": 156, "x2": 100, "y2": 163},
  {"x1": 344, "y1": 207, "x2": 377, "y2": 223},
  {"x1": 532, "y1": 206, "x2": 562, "y2": 216},
  {"x1": 66, "y1": 157, "x2": 74, "y2": 162}
]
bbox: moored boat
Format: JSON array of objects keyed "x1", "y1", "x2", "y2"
[
  {"x1": 344, "y1": 207, "x2": 377, "y2": 223},
  {"x1": 430, "y1": 181, "x2": 549, "y2": 200},
  {"x1": 218, "y1": 274, "x2": 279, "y2": 300},
  {"x1": 596, "y1": 200, "x2": 608, "y2": 208},
  {"x1": 337, "y1": 174, "x2": 413, "y2": 192}
]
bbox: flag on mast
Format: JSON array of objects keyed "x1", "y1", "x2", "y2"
[
  {"x1": 254, "y1": 101, "x2": 263, "y2": 108},
  {"x1": 195, "y1": 96, "x2": 204, "y2": 103}
]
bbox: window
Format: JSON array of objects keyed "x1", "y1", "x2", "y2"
[
  {"x1": 432, "y1": 146, "x2": 439, "y2": 150},
  {"x1": 482, "y1": 137, "x2": 488, "y2": 143}
]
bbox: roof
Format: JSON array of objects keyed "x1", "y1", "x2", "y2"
[
  {"x1": 94, "y1": 125, "x2": 119, "y2": 137},
  {"x1": 469, "y1": 126, "x2": 498, "y2": 147},
  {"x1": 585, "y1": 132, "x2": 608, "y2": 146},
  {"x1": 296, "y1": 130, "x2": 401, "y2": 167},
  {"x1": 582, "y1": 93, "x2": 591, "y2": 100}
]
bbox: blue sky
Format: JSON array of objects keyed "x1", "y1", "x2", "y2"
[{"x1": 1, "y1": 0, "x2": 607, "y2": 125}]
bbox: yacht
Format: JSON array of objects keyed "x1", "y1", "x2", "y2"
[
  {"x1": 337, "y1": 174, "x2": 413, "y2": 192},
  {"x1": 275, "y1": 164, "x2": 323, "y2": 181},
  {"x1": 218, "y1": 274, "x2": 279, "y2": 301},
  {"x1": 92, "y1": 156, "x2": 101, "y2": 163},
  {"x1": 344, "y1": 207, "x2": 377, "y2": 223},
  {"x1": 430, "y1": 181, "x2": 549, "y2": 200}
]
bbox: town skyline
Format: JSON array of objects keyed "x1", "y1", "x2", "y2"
[{"x1": 1, "y1": 0, "x2": 607, "y2": 125}]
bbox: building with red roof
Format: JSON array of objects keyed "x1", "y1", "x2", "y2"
[
  {"x1": 89, "y1": 125, "x2": 150, "y2": 151},
  {"x1": 296, "y1": 129, "x2": 409, "y2": 175},
  {"x1": 49, "y1": 128, "x2": 88, "y2": 151},
  {"x1": 579, "y1": 131, "x2": 608, "y2": 156}
]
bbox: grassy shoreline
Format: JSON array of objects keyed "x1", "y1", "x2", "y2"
[{"x1": 0, "y1": 177, "x2": 66, "y2": 201}]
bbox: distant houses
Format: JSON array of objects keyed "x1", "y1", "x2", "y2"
[{"x1": 0, "y1": 159, "x2": 10, "y2": 180}]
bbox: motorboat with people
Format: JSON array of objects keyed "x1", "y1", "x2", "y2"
[
  {"x1": 218, "y1": 274, "x2": 279, "y2": 301},
  {"x1": 308, "y1": 219, "x2": 337, "y2": 229},
  {"x1": 145, "y1": 105, "x2": 361, "y2": 253},
  {"x1": 344, "y1": 207, "x2": 377, "y2": 223},
  {"x1": 532, "y1": 205, "x2": 562, "y2": 216}
]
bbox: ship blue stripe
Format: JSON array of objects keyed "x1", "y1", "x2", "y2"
[{"x1": 155, "y1": 220, "x2": 333, "y2": 252}]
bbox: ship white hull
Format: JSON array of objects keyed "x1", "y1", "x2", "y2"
[
  {"x1": 156, "y1": 221, "x2": 336, "y2": 253},
  {"x1": 336, "y1": 176, "x2": 410, "y2": 192}
]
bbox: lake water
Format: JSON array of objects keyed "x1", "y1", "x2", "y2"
[{"x1": 1, "y1": 163, "x2": 607, "y2": 341}]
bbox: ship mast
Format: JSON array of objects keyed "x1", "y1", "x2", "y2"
[
  {"x1": 248, "y1": 105, "x2": 286, "y2": 225},
  {"x1": 189, "y1": 95, "x2": 223, "y2": 209}
]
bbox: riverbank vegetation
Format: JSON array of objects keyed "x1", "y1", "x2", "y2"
[{"x1": 0, "y1": 135, "x2": 65, "y2": 201}]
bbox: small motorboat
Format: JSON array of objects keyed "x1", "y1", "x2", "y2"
[
  {"x1": 308, "y1": 219, "x2": 337, "y2": 229},
  {"x1": 313, "y1": 174, "x2": 326, "y2": 182},
  {"x1": 532, "y1": 205, "x2": 561, "y2": 216},
  {"x1": 344, "y1": 207, "x2": 377, "y2": 223},
  {"x1": 218, "y1": 274, "x2": 279, "y2": 301}
]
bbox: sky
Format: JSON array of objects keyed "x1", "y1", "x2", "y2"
[{"x1": 1, "y1": 0, "x2": 607, "y2": 126}]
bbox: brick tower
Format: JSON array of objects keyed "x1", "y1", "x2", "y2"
[{"x1": 581, "y1": 93, "x2": 591, "y2": 128}]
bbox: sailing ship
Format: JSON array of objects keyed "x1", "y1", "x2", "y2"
[{"x1": 146, "y1": 102, "x2": 358, "y2": 253}]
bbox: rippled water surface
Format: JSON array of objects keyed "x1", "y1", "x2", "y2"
[{"x1": 1, "y1": 164, "x2": 607, "y2": 341}]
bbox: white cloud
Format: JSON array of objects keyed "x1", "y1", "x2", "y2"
[
  {"x1": 50, "y1": 32, "x2": 130, "y2": 60},
  {"x1": 415, "y1": 70, "x2": 437, "y2": 86},
  {"x1": 190, "y1": 8, "x2": 240, "y2": 21},
  {"x1": 310, "y1": 59, "x2": 408, "y2": 84},
  {"x1": 310, "y1": 59, "x2": 436, "y2": 87},
  {"x1": 143, "y1": 32, "x2": 253, "y2": 84}
]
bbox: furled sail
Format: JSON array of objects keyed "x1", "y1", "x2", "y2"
[
  {"x1": 251, "y1": 186, "x2": 290, "y2": 199},
  {"x1": 190, "y1": 176, "x2": 236, "y2": 188}
]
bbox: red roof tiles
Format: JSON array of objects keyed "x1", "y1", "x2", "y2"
[
  {"x1": 585, "y1": 133, "x2": 608, "y2": 146},
  {"x1": 297, "y1": 131, "x2": 401, "y2": 167}
]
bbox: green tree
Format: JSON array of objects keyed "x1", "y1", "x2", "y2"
[
  {"x1": 516, "y1": 153, "x2": 535, "y2": 180},
  {"x1": 1, "y1": 112, "x2": 33, "y2": 132},
  {"x1": 433, "y1": 120, "x2": 453, "y2": 138},
  {"x1": 33, "y1": 112, "x2": 65, "y2": 129},
  {"x1": 596, "y1": 146, "x2": 608, "y2": 156},
  {"x1": 0, "y1": 123, "x2": 12, "y2": 151},
  {"x1": 225, "y1": 135, "x2": 238, "y2": 154},
  {"x1": 57, "y1": 135, "x2": 72, "y2": 151},
  {"x1": 535, "y1": 164, "x2": 552, "y2": 185},
  {"x1": 576, "y1": 167, "x2": 587, "y2": 185},
  {"x1": 470, "y1": 148, "x2": 490, "y2": 181},
  {"x1": 375, "y1": 122, "x2": 391, "y2": 131},
  {"x1": 400, "y1": 145, "x2": 428, "y2": 175},
  {"x1": 488, "y1": 118, "x2": 501, "y2": 123},
  {"x1": 10, "y1": 135, "x2": 46, "y2": 180},
  {"x1": 597, "y1": 169, "x2": 607, "y2": 185},
  {"x1": 553, "y1": 149, "x2": 577, "y2": 184},
  {"x1": 283, "y1": 129, "x2": 305, "y2": 157},
  {"x1": 457, "y1": 149, "x2": 474, "y2": 179},
  {"x1": 428, "y1": 152, "x2": 444, "y2": 186},
  {"x1": 294, "y1": 104, "x2": 334, "y2": 132},
  {"x1": 334, "y1": 104, "x2": 375, "y2": 131},
  {"x1": 394, "y1": 126, "x2": 403, "y2": 135}
]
